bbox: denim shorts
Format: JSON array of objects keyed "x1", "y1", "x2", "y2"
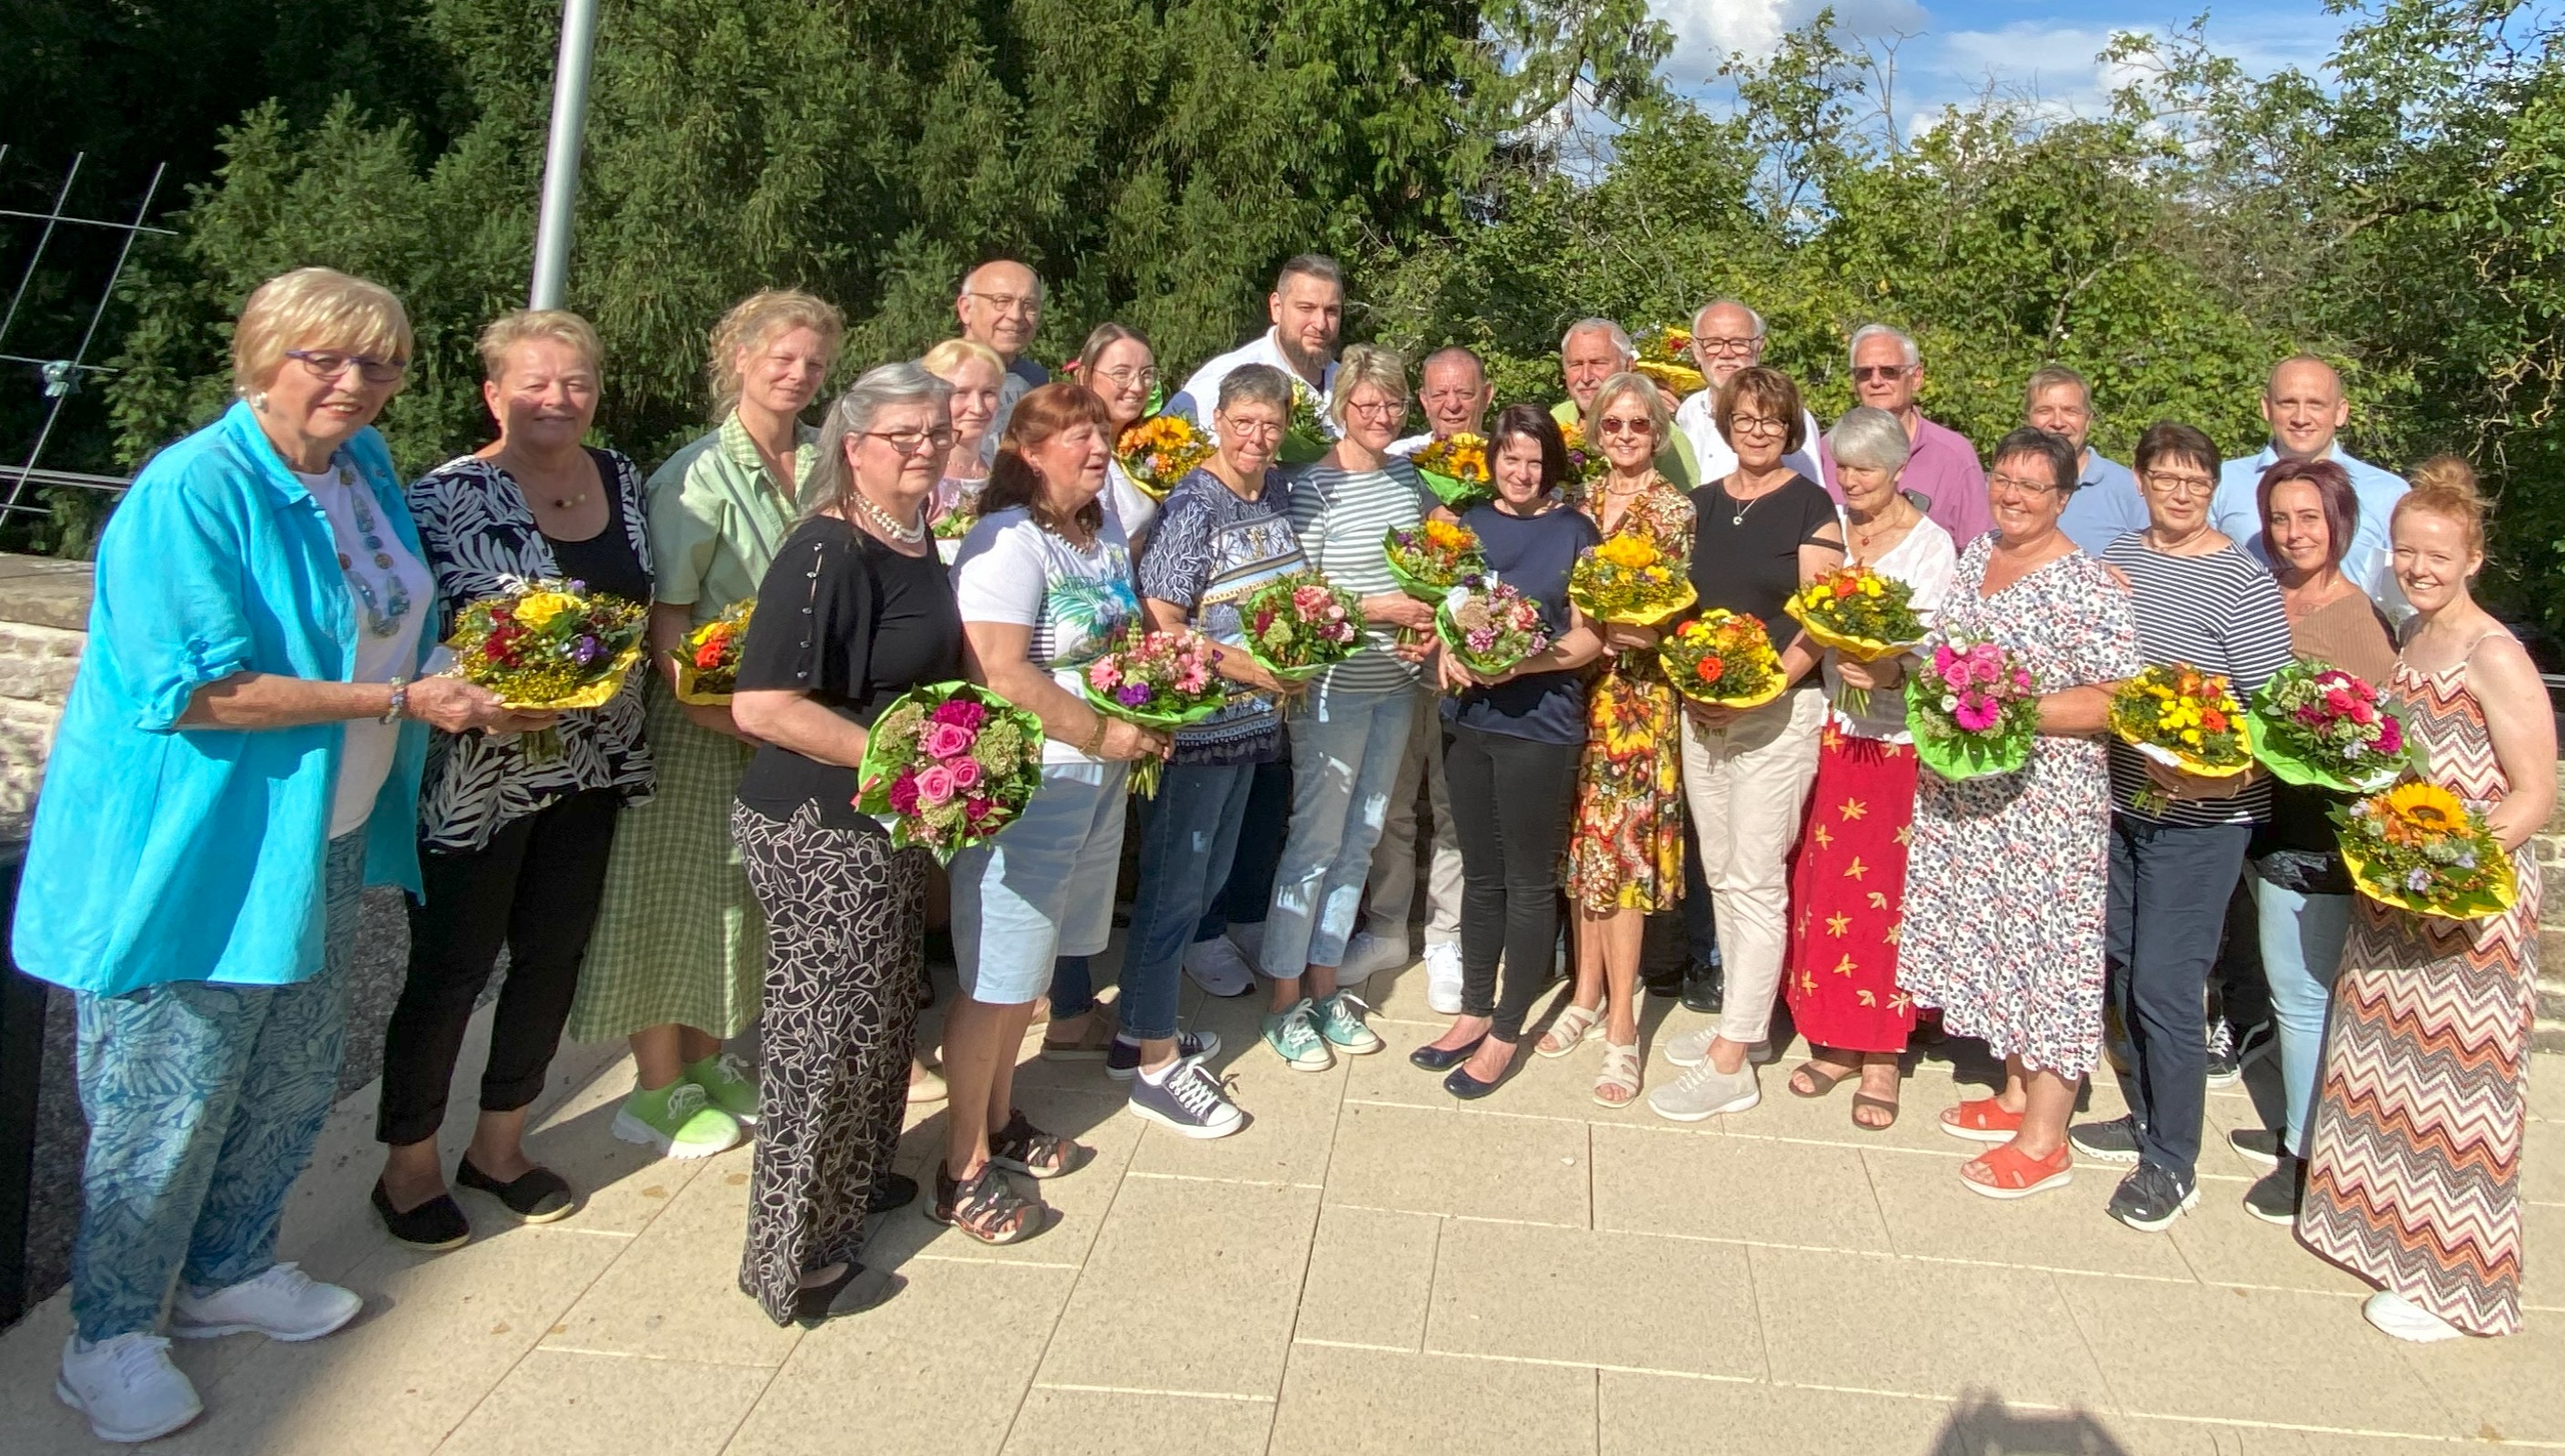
[{"x1": 951, "y1": 760, "x2": 1128, "y2": 1004}]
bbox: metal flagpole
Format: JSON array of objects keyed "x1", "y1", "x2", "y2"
[{"x1": 529, "y1": 0, "x2": 601, "y2": 309}]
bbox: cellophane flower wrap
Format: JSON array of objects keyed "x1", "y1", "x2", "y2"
[
  {"x1": 1080, "y1": 625, "x2": 1224, "y2": 796},
  {"x1": 2249, "y1": 660, "x2": 2415, "y2": 793},
  {"x1": 854, "y1": 682, "x2": 1044, "y2": 862},
  {"x1": 1242, "y1": 573, "x2": 1364, "y2": 683},
  {"x1": 1278, "y1": 379, "x2": 1332, "y2": 465},
  {"x1": 1383, "y1": 518, "x2": 1486, "y2": 602},
  {"x1": 446, "y1": 576, "x2": 647, "y2": 760},
  {"x1": 1568, "y1": 534, "x2": 1697, "y2": 626},
  {"x1": 1436, "y1": 580, "x2": 1550, "y2": 677},
  {"x1": 1411, "y1": 432, "x2": 1493, "y2": 508},
  {"x1": 2110, "y1": 664, "x2": 2255, "y2": 776},
  {"x1": 1630, "y1": 324, "x2": 1707, "y2": 397},
  {"x1": 1783, "y1": 563, "x2": 1929, "y2": 716},
  {"x1": 1115, "y1": 414, "x2": 1215, "y2": 501},
  {"x1": 2332, "y1": 781, "x2": 2518, "y2": 920},
  {"x1": 1904, "y1": 636, "x2": 2041, "y2": 780},
  {"x1": 672, "y1": 598, "x2": 753, "y2": 705},
  {"x1": 1660, "y1": 609, "x2": 1785, "y2": 707}
]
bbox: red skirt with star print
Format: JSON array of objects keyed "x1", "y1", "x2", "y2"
[{"x1": 1784, "y1": 726, "x2": 1922, "y2": 1054}]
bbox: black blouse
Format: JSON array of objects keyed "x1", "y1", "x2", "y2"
[
  {"x1": 1686, "y1": 471, "x2": 1840, "y2": 655},
  {"x1": 733, "y1": 516, "x2": 966, "y2": 831}
]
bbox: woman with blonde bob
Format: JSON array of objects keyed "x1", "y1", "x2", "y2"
[
  {"x1": 574, "y1": 288, "x2": 843, "y2": 1160},
  {"x1": 16, "y1": 268, "x2": 538, "y2": 1443},
  {"x1": 920, "y1": 336, "x2": 1006, "y2": 542}
]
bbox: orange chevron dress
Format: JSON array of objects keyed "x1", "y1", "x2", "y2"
[{"x1": 2298, "y1": 653, "x2": 2541, "y2": 1336}]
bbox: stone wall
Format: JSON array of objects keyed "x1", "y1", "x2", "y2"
[{"x1": 0, "y1": 554, "x2": 91, "y2": 843}]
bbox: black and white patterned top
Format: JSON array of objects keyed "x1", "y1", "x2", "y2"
[
  {"x1": 406, "y1": 449, "x2": 657, "y2": 852},
  {"x1": 2101, "y1": 533, "x2": 2295, "y2": 827}
]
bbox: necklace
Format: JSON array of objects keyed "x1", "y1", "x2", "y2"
[
  {"x1": 323, "y1": 466, "x2": 414, "y2": 637},
  {"x1": 853, "y1": 490, "x2": 926, "y2": 544},
  {"x1": 503, "y1": 451, "x2": 591, "y2": 511},
  {"x1": 1032, "y1": 509, "x2": 1100, "y2": 553}
]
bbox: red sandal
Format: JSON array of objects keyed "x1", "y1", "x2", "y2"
[
  {"x1": 1939, "y1": 1096, "x2": 2025, "y2": 1144},
  {"x1": 1959, "y1": 1143, "x2": 2074, "y2": 1200}
]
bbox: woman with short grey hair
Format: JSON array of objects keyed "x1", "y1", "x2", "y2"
[
  {"x1": 724, "y1": 360, "x2": 965, "y2": 1323},
  {"x1": 1828, "y1": 404, "x2": 1911, "y2": 476}
]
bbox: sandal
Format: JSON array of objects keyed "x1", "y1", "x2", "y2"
[
  {"x1": 1039, "y1": 1011, "x2": 1117, "y2": 1062},
  {"x1": 1939, "y1": 1096, "x2": 2024, "y2": 1144},
  {"x1": 1788, "y1": 1060, "x2": 1858, "y2": 1099},
  {"x1": 1538, "y1": 1003, "x2": 1604, "y2": 1058},
  {"x1": 1592, "y1": 1039, "x2": 1643, "y2": 1108},
  {"x1": 989, "y1": 1110, "x2": 1090, "y2": 1180},
  {"x1": 1850, "y1": 1093, "x2": 1899, "y2": 1131},
  {"x1": 1959, "y1": 1143, "x2": 2074, "y2": 1200},
  {"x1": 930, "y1": 1162, "x2": 1045, "y2": 1244}
]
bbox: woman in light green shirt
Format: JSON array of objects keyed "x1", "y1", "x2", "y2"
[{"x1": 571, "y1": 289, "x2": 842, "y2": 1156}]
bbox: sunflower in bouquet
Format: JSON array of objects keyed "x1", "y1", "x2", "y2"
[
  {"x1": 1436, "y1": 581, "x2": 1551, "y2": 678},
  {"x1": 446, "y1": 577, "x2": 647, "y2": 760},
  {"x1": 1660, "y1": 609, "x2": 1785, "y2": 708},
  {"x1": 1412, "y1": 432, "x2": 1493, "y2": 508},
  {"x1": 1116, "y1": 414, "x2": 1215, "y2": 501},
  {"x1": 2332, "y1": 781, "x2": 2518, "y2": 920},
  {"x1": 1081, "y1": 625, "x2": 1224, "y2": 795},
  {"x1": 1241, "y1": 573, "x2": 1365, "y2": 691},
  {"x1": 1630, "y1": 323, "x2": 1707, "y2": 397},
  {"x1": 1783, "y1": 564, "x2": 1928, "y2": 716},
  {"x1": 854, "y1": 682, "x2": 1044, "y2": 862},
  {"x1": 1568, "y1": 534, "x2": 1696, "y2": 627},
  {"x1": 1382, "y1": 518, "x2": 1486, "y2": 603},
  {"x1": 2249, "y1": 661, "x2": 2415, "y2": 794},
  {"x1": 1277, "y1": 379, "x2": 1333, "y2": 466},
  {"x1": 673, "y1": 598, "x2": 753, "y2": 705},
  {"x1": 1905, "y1": 636, "x2": 2041, "y2": 780}
]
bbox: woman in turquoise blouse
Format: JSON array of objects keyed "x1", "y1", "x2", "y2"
[{"x1": 13, "y1": 268, "x2": 538, "y2": 1445}]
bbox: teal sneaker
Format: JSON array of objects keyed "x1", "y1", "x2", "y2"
[
  {"x1": 1316, "y1": 990, "x2": 1382, "y2": 1056},
  {"x1": 611, "y1": 1079, "x2": 743, "y2": 1160},
  {"x1": 1262, "y1": 999, "x2": 1333, "y2": 1072},
  {"x1": 684, "y1": 1052, "x2": 761, "y2": 1127}
]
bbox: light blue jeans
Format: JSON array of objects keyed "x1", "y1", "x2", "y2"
[
  {"x1": 2252, "y1": 874, "x2": 2356, "y2": 1156},
  {"x1": 69, "y1": 831, "x2": 365, "y2": 1341},
  {"x1": 1263, "y1": 684, "x2": 1417, "y2": 975},
  {"x1": 951, "y1": 761, "x2": 1128, "y2": 1006}
]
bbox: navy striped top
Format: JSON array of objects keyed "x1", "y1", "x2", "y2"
[{"x1": 2101, "y1": 534, "x2": 2295, "y2": 825}]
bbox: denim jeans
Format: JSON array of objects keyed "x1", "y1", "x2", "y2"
[
  {"x1": 1120, "y1": 761, "x2": 1257, "y2": 1040},
  {"x1": 1264, "y1": 685, "x2": 1417, "y2": 974},
  {"x1": 2252, "y1": 874, "x2": 2354, "y2": 1155},
  {"x1": 1195, "y1": 754, "x2": 1291, "y2": 944},
  {"x1": 2105, "y1": 815, "x2": 2253, "y2": 1183}
]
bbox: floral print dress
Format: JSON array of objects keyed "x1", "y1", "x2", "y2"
[{"x1": 1564, "y1": 476, "x2": 1696, "y2": 914}]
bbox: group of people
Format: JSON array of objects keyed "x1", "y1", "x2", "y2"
[{"x1": 15, "y1": 253, "x2": 2553, "y2": 1446}]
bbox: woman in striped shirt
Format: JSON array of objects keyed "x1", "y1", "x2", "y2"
[{"x1": 2067, "y1": 420, "x2": 2293, "y2": 1233}]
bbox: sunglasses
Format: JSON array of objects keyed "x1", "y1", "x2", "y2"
[
  {"x1": 1852, "y1": 365, "x2": 1910, "y2": 384},
  {"x1": 1598, "y1": 416, "x2": 1653, "y2": 437}
]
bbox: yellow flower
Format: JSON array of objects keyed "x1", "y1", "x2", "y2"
[
  {"x1": 514, "y1": 591, "x2": 578, "y2": 629},
  {"x1": 1859, "y1": 576, "x2": 1883, "y2": 597},
  {"x1": 2383, "y1": 782, "x2": 2466, "y2": 834},
  {"x1": 1594, "y1": 535, "x2": 1660, "y2": 569}
]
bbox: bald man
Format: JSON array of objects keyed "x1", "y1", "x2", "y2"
[
  {"x1": 2210, "y1": 357, "x2": 2409, "y2": 611},
  {"x1": 1551, "y1": 319, "x2": 1699, "y2": 489},
  {"x1": 957, "y1": 258, "x2": 1047, "y2": 447},
  {"x1": 1671, "y1": 299, "x2": 1820, "y2": 482},
  {"x1": 1388, "y1": 346, "x2": 1491, "y2": 457}
]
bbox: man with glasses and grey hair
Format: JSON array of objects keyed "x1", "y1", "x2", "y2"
[
  {"x1": 956, "y1": 258, "x2": 1047, "y2": 447},
  {"x1": 1673, "y1": 299, "x2": 1820, "y2": 482},
  {"x1": 1552, "y1": 318, "x2": 1699, "y2": 488},
  {"x1": 1824, "y1": 324, "x2": 1990, "y2": 544},
  {"x1": 2024, "y1": 365, "x2": 2149, "y2": 555}
]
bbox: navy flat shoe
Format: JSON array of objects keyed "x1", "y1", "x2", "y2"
[
  {"x1": 1443, "y1": 1061, "x2": 1507, "y2": 1100},
  {"x1": 1409, "y1": 1035, "x2": 1485, "y2": 1071}
]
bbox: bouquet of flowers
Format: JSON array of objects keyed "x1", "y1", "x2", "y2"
[
  {"x1": 672, "y1": 598, "x2": 753, "y2": 705},
  {"x1": 1277, "y1": 379, "x2": 1332, "y2": 465},
  {"x1": 1659, "y1": 609, "x2": 1785, "y2": 707},
  {"x1": 1412, "y1": 432, "x2": 1493, "y2": 508},
  {"x1": 1783, "y1": 564, "x2": 1929, "y2": 716},
  {"x1": 1556, "y1": 418, "x2": 1607, "y2": 486},
  {"x1": 1905, "y1": 637, "x2": 2042, "y2": 780},
  {"x1": 1436, "y1": 581, "x2": 1550, "y2": 677},
  {"x1": 446, "y1": 577, "x2": 648, "y2": 760},
  {"x1": 853, "y1": 681, "x2": 1045, "y2": 862},
  {"x1": 1241, "y1": 573, "x2": 1365, "y2": 687},
  {"x1": 2333, "y1": 781, "x2": 2518, "y2": 920},
  {"x1": 2110, "y1": 664, "x2": 2255, "y2": 777},
  {"x1": 1382, "y1": 519, "x2": 1486, "y2": 603},
  {"x1": 1569, "y1": 534, "x2": 1697, "y2": 626},
  {"x1": 2250, "y1": 661, "x2": 2415, "y2": 793},
  {"x1": 1116, "y1": 414, "x2": 1215, "y2": 501},
  {"x1": 1631, "y1": 324, "x2": 1708, "y2": 397},
  {"x1": 1080, "y1": 625, "x2": 1225, "y2": 795}
]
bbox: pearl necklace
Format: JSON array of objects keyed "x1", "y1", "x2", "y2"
[
  {"x1": 853, "y1": 490, "x2": 926, "y2": 544},
  {"x1": 318, "y1": 466, "x2": 414, "y2": 638}
]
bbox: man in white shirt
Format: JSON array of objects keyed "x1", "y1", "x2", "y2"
[
  {"x1": 1388, "y1": 346, "x2": 1491, "y2": 457},
  {"x1": 1672, "y1": 299, "x2": 1820, "y2": 483},
  {"x1": 2211, "y1": 356, "x2": 2409, "y2": 613},
  {"x1": 2025, "y1": 366, "x2": 2149, "y2": 555},
  {"x1": 1169, "y1": 254, "x2": 1344, "y2": 434},
  {"x1": 1552, "y1": 319, "x2": 1699, "y2": 488},
  {"x1": 957, "y1": 259, "x2": 1048, "y2": 448}
]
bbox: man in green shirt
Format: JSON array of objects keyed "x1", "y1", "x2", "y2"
[{"x1": 1551, "y1": 317, "x2": 1699, "y2": 489}]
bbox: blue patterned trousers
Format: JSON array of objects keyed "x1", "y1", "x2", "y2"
[{"x1": 67, "y1": 832, "x2": 365, "y2": 1341}]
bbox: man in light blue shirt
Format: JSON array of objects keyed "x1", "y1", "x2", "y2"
[
  {"x1": 2212, "y1": 356, "x2": 2408, "y2": 614},
  {"x1": 2027, "y1": 365, "x2": 2148, "y2": 555}
]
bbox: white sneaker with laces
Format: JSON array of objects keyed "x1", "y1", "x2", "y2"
[
  {"x1": 1226, "y1": 920, "x2": 1266, "y2": 968},
  {"x1": 1422, "y1": 942, "x2": 1464, "y2": 1015},
  {"x1": 1664, "y1": 1026, "x2": 1717, "y2": 1067},
  {"x1": 2363, "y1": 1291, "x2": 2467, "y2": 1343},
  {"x1": 1183, "y1": 936, "x2": 1257, "y2": 996},
  {"x1": 171, "y1": 1262, "x2": 363, "y2": 1342},
  {"x1": 1336, "y1": 931, "x2": 1412, "y2": 986},
  {"x1": 57, "y1": 1334, "x2": 202, "y2": 1443}
]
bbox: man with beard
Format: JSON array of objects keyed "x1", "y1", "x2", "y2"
[{"x1": 1171, "y1": 254, "x2": 1346, "y2": 451}]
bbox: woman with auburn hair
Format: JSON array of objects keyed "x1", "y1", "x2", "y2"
[
  {"x1": 574, "y1": 288, "x2": 843, "y2": 1160},
  {"x1": 2300, "y1": 459, "x2": 2554, "y2": 1343}
]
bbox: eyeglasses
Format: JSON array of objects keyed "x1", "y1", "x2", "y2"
[
  {"x1": 1729, "y1": 414, "x2": 1786, "y2": 437},
  {"x1": 1222, "y1": 418, "x2": 1285, "y2": 440},
  {"x1": 1345, "y1": 398, "x2": 1404, "y2": 419},
  {"x1": 1987, "y1": 471, "x2": 2058, "y2": 498},
  {"x1": 1597, "y1": 416, "x2": 1653, "y2": 437},
  {"x1": 284, "y1": 349, "x2": 408, "y2": 385},
  {"x1": 2143, "y1": 471, "x2": 2216, "y2": 497},
  {"x1": 1692, "y1": 336, "x2": 1759, "y2": 357},
  {"x1": 1851, "y1": 365, "x2": 1911, "y2": 384},
  {"x1": 967, "y1": 292, "x2": 1040, "y2": 315},
  {"x1": 864, "y1": 427, "x2": 958, "y2": 455},
  {"x1": 1099, "y1": 367, "x2": 1159, "y2": 388}
]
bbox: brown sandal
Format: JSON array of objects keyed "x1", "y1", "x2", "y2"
[
  {"x1": 1850, "y1": 1092, "x2": 1899, "y2": 1131},
  {"x1": 931, "y1": 1162, "x2": 1044, "y2": 1244},
  {"x1": 1788, "y1": 1060, "x2": 1858, "y2": 1099},
  {"x1": 989, "y1": 1110, "x2": 1090, "y2": 1180}
]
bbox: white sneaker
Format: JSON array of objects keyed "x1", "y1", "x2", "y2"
[
  {"x1": 171, "y1": 1262, "x2": 363, "y2": 1342},
  {"x1": 1422, "y1": 942, "x2": 1464, "y2": 1015},
  {"x1": 1664, "y1": 1026, "x2": 1717, "y2": 1068},
  {"x1": 2363, "y1": 1291, "x2": 2467, "y2": 1343},
  {"x1": 57, "y1": 1334, "x2": 202, "y2": 1443},
  {"x1": 1183, "y1": 936, "x2": 1257, "y2": 997},
  {"x1": 1226, "y1": 920, "x2": 1266, "y2": 968},
  {"x1": 1336, "y1": 931, "x2": 1412, "y2": 986}
]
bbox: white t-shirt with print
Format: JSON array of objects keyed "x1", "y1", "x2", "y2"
[
  {"x1": 950, "y1": 507, "x2": 1143, "y2": 766},
  {"x1": 296, "y1": 465, "x2": 433, "y2": 837}
]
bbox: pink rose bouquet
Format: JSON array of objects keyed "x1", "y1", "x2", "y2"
[
  {"x1": 855, "y1": 681, "x2": 1044, "y2": 861},
  {"x1": 2250, "y1": 660, "x2": 2415, "y2": 794},
  {"x1": 1905, "y1": 636, "x2": 2041, "y2": 780}
]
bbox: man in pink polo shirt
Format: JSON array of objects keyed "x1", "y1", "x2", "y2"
[{"x1": 1822, "y1": 324, "x2": 1991, "y2": 546}]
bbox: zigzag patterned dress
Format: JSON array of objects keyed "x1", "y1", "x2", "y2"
[{"x1": 2298, "y1": 651, "x2": 2542, "y2": 1336}]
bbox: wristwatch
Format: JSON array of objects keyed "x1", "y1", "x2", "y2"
[
  {"x1": 382, "y1": 676, "x2": 412, "y2": 724},
  {"x1": 1081, "y1": 716, "x2": 1109, "y2": 758}
]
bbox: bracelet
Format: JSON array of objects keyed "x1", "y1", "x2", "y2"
[
  {"x1": 1081, "y1": 716, "x2": 1109, "y2": 758},
  {"x1": 381, "y1": 676, "x2": 412, "y2": 724}
]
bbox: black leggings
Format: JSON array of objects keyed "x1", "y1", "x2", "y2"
[
  {"x1": 377, "y1": 789, "x2": 622, "y2": 1147},
  {"x1": 1441, "y1": 721, "x2": 1582, "y2": 1042}
]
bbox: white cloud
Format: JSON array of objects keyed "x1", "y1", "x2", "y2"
[{"x1": 1652, "y1": 0, "x2": 1929, "y2": 79}]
